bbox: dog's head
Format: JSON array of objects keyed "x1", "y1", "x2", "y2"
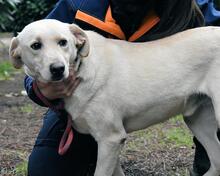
[{"x1": 9, "y1": 19, "x2": 89, "y2": 82}]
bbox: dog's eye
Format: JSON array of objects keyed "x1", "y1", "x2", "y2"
[
  {"x1": 58, "y1": 39, "x2": 67, "y2": 47},
  {"x1": 31, "y1": 42, "x2": 42, "y2": 50}
]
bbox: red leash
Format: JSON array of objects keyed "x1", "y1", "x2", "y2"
[
  {"x1": 58, "y1": 114, "x2": 74, "y2": 155},
  {"x1": 33, "y1": 81, "x2": 74, "y2": 155}
]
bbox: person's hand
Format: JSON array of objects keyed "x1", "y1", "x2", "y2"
[{"x1": 36, "y1": 69, "x2": 81, "y2": 100}]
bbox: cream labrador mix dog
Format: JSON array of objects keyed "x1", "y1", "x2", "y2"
[{"x1": 9, "y1": 19, "x2": 220, "y2": 176}]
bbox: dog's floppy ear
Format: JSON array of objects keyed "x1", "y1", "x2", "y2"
[
  {"x1": 69, "y1": 24, "x2": 90, "y2": 57},
  {"x1": 9, "y1": 37, "x2": 23, "y2": 69}
]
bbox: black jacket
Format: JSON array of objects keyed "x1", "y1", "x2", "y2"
[{"x1": 110, "y1": 0, "x2": 205, "y2": 41}]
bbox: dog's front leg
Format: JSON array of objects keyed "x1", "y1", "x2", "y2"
[
  {"x1": 94, "y1": 140, "x2": 122, "y2": 176},
  {"x1": 92, "y1": 124, "x2": 126, "y2": 176},
  {"x1": 113, "y1": 158, "x2": 125, "y2": 176}
]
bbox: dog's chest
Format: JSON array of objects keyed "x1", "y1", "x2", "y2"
[{"x1": 64, "y1": 96, "x2": 92, "y2": 134}]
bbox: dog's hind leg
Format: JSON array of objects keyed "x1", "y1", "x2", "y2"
[
  {"x1": 184, "y1": 101, "x2": 220, "y2": 176},
  {"x1": 206, "y1": 72, "x2": 220, "y2": 129}
]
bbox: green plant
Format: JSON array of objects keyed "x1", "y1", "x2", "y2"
[
  {"x1": 0, "y1": 0, "x2": 18, "y2": 31},
  {"x1": 0, "y1": 0, "x2": 57, "y2": 32},
  {"x1": 9, "y1": 0, "x2": 57, "y2": 33}
]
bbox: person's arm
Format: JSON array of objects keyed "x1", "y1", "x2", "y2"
[
  {"x1": 24, "y1": 75, "x2": 48, "y2": 107},
  {"x1": 46, "y1": 0, "x2": 76, "y2": 23}
]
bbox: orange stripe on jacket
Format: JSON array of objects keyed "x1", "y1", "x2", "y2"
[
  {"x1": 76, "y1": 8, "x2": 126, "y2": 40},
  {"x1": 128, "y1": 11, "x2": 160, "y2": 42}
]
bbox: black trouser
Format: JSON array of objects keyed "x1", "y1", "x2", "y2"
[{"x1": 28, "y1": 110, "x2": 97, "y2": 176}]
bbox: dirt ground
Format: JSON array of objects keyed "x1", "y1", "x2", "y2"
[{"x1": 0, "y1": 35, "x2": 195, "y2": 176}]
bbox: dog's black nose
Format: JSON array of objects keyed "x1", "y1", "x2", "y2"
[{"x1": 50, "y1": 62, "x2": 65, "y2": 81}]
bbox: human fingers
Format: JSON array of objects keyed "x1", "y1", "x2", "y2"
[
  {"x1": 36, "y1": 80, "x2": 49, "y2": 88},
  {"x1": 63, "y1": 78, "x2": 81, "y2": 97}
]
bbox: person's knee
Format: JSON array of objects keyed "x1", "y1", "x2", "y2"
[
  {"x1": 29, "y1": 110, "x2": 98, "y2": 176},
  {"x1": 28, "y1": 146, "x2": 64, "y2": 176},
  {"x1": 28, "y1": 124, "x2": 98, "y2": 176}
]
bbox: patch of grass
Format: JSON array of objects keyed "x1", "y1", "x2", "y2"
[
  {"x1": 169, "y1": 114, "x2": 184, "y2": 124},
  {"x1": 1, "y1": 160, "x2": 28, "y2": 176},
  {"x1": 0, "y1": 149, "x2": 28, "y2": 176},
  {"x1": 15, "y1": 160, "x2": 28, "y2": 176},
  {"x1": 0, "y1": 61, "x2": 15, "y2": 80},
  {"x1": 123, "y1": 115, "x2": 193, "y2": 154},
  {"x1": 166, "y1": 127, "x2": 193, "y2": 147},
  {"x1": 123, "y1": 124, "x2": 166, "y2": 155},
  {"x1": 165, "y1": 115, "x2": 193, "y2": 147},
  {"x1": 20, "y1": 104, "x2": 33, "y2": 113},
  {"x1": 164, "y1": 126, "x2": 193, "y2": 147}
]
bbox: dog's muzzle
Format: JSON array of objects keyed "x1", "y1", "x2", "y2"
[{"x1": 50, "y1": 62, "x2": 65, "y2": 81}]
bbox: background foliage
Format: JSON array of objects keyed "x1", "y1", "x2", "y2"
[
  {"x1": 0, "y1": 0, "x2": 18, "y2": 31},
  {"x1": 0, "y1": 0, "x2": 57, "y2": 33}
]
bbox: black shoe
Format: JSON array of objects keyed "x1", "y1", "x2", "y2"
[{"x1": 192, "y1": 136, "x2": 210, "y2": 174}]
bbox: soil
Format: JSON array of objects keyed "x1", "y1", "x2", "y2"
[
  {"x1": 0, "y1": 72, "x2": 47, "y2": 176},
  {"x1": 0, "y1": 35, "x2": 195, "y2": 176}
]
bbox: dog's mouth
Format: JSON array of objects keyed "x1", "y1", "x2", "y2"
[{"x1": 51, "y1": 73, "x2": 65, "y2": 81}]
